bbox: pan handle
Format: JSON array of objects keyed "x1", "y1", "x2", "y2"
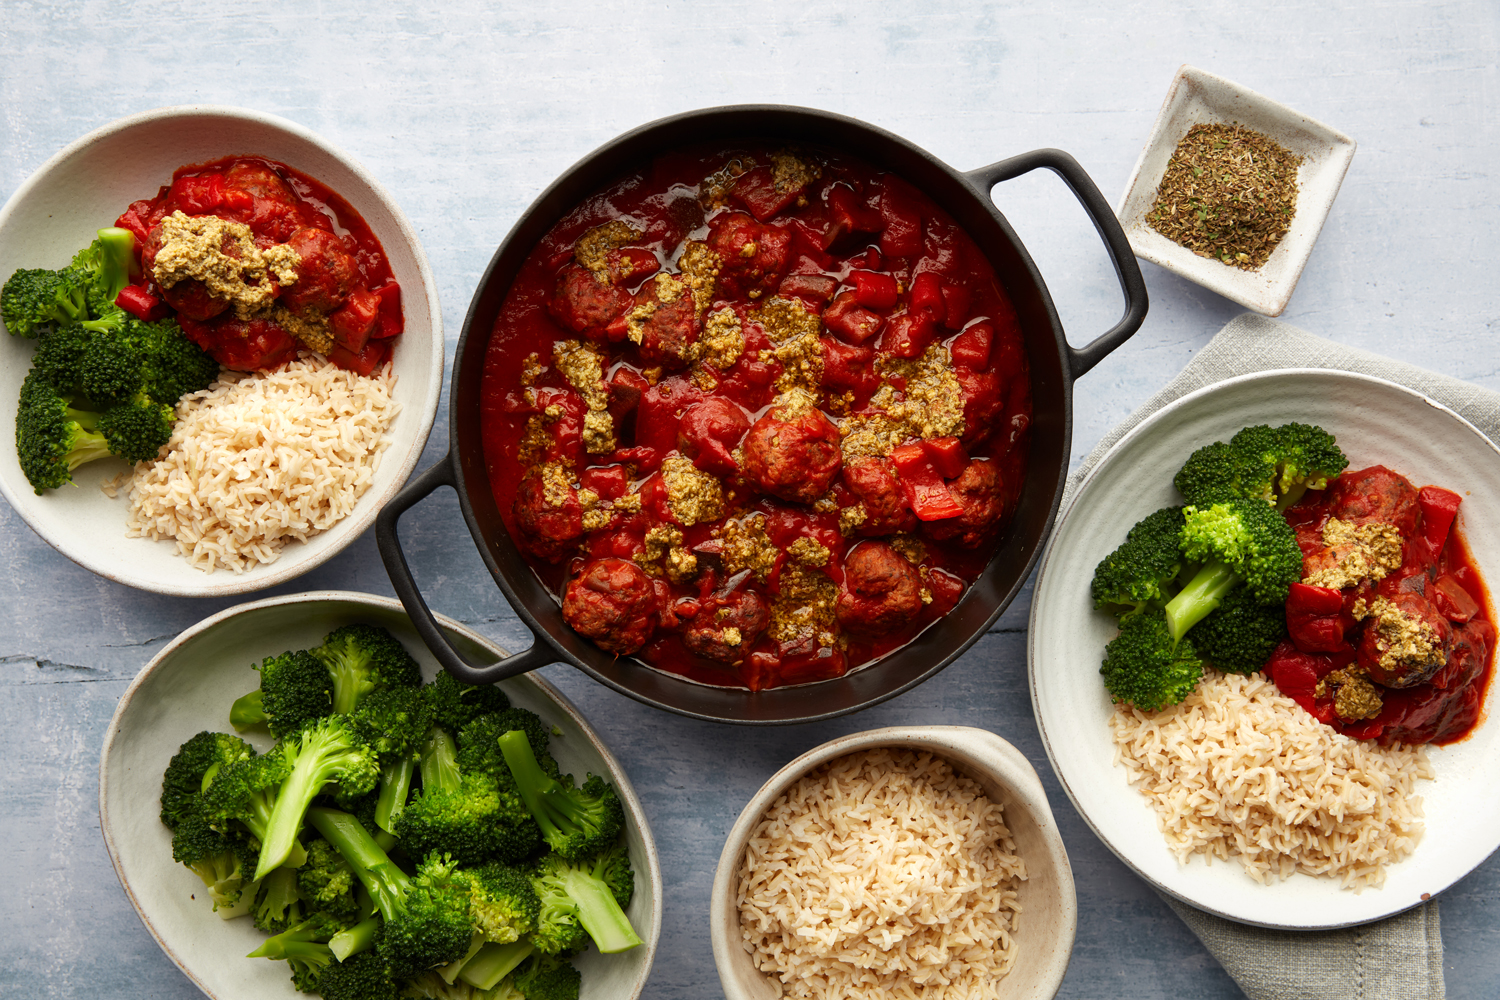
[
  {"x1": 376, "y1": 453, "x2": 556, "y2": 685},
  {"x1": 966, "y1": 149, "x2": 1148, "y2": 381}
]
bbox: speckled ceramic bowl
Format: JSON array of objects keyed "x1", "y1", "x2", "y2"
[
  {"x1": 99, "y1": 591, "x2": 661, "y2": 1000},
  {"x1": 0, "y1": 106, "x2": 443, "y2": 596},
  {"x1": 710, "y1": 726, "x2": 1076, "y2": 1000}
]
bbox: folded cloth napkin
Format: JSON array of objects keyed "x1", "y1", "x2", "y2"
[{"x1": 1063, "y1": 311, "x2": 1500, "y2": 1000}]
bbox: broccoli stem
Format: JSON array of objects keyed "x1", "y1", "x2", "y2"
[
  {"x1": 418, "y1": 727, "x2": 461, "y2": 794},
  {"x1": 229, "y1": 690, "x2": 268, "y2": 731},
  {"x1": 307, "y1": 806, "x2": 411, "y2": 922},
  {"x1": 559, "y1": 866, "x2": 642, "y2": 953},
  {"x1": 96, "y1": 227, "x2": 138, "y2": 302},
  {"x1": 328, "y1": 913, "x2": 381, "y2": 962},
  {"x1": 497, "y1": 730, "x2": 570, "y2": 839},
  {"x1": 1163, "y1": 561, "x2": 1241, "y2": 642},
  {"x1": 375, "y1": 755, "x2": 416, "y2": 834},
  {"x1": 458, "y1": 939, "x2": 536, "y2": 991}
]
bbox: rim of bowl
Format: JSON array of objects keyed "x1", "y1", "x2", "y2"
[
  {"x1": 0, "y1": 105, "x2": 444, "y2": 597},
  {"x1": 709, "y1": 725, "x2": 1076, "y2": 1000},
  {"x1": 97, "y1": 589, "x2": 662, "y2": 1000}
]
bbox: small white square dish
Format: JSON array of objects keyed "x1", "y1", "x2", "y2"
[{"x1": 1116, "y1": 65, "x2": 1356, "y2": 316}]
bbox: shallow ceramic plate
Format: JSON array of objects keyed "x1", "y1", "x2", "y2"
[
  {"x1": 1116, "y1": 65, "x2": 1356, "y2": 317},
  {"x1": 710, "y1": 726, "x2": 1076, "y2": 1000},
  {"x1": 1029, "y1": 369, "x2": 1500, "y2": 929},
  {"x1": 0, "y1": 106, "x2": 443, "y2": 596},
  {"x1": 99, "y1": 591, "x2": 661, "y2": 999}
]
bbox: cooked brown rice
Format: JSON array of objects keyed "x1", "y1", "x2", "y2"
[
  {"x1": 112, "y1": 355, "x2": 399, "y2": 573},
  {"x1": 1110, "y1": 669, "x2": 1432, "y2": 890},
  {"x1": 737, "y1": 747, "x2": 1026, "y2": 999}
]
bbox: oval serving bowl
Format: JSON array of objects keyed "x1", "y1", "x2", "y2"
[
  {"x1": 1030, "y1": 368, "x2": 1500, "y2": 929},
  {"x1": 0, "y1": 106, "x2": 443, "y2": 596},
  {"x1": 99, "y1": 591, "x2": 661, "y2": 1000},
  {"x1": 710, "y1": 726, "x2": 1076, "y2": 1000}
]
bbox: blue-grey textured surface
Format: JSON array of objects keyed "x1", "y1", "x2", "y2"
[{"x1": 2, "y1": 2, "x2": 1497, "y2": 997}]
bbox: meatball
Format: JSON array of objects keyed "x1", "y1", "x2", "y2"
[
  {"x1": 177, "y1": 314, "x2": 298, "y2": 371},
  {"x1": 511, "y1": 467, "x2": 584, "y2": 562},
  {"x1": 836, "y1": 540, "x2": 925, "y2": 638},
  {"x1": 280, "y1": 227, "x2": 357, "y2": 315},
  {"x1": 706, "y1": 211, "x2": 791, "y2": 295},
  {"x1": 562, "y1": 557, "x2": 657, "y2": 655},
  {"x1": 1357, "y1": 591, "x2": 1452, "y2": 688},
  {"x1": 222, "y1": 161, "x2": 302, "y2": 241},
  {"x1": 142, "y1": 223, "x2": 233, "y2": 321},
  {"x1": 841, "y1": 456, "x2": 915, "y2": 536},
  {"x1": 678, "y1": 397, "x2": 750, "y2": 477},
  {"x1": 1327, "y1": 466, "x2": 1421, "y2": 537},
  {"x1": 741, "y1": 407, "x2": 842, "y2": 504},
  {"x1": 683, "y1": 587, "x2": 770, "y2": 663},
  {"x1": 617, "y1": 274, "x2": 699, "y2": 368},
  {"x1": 549, "y1": 263, "x2": 634, "y2": 337},
  {"x1": 922, "y1": 458, "x2": 1005, "y2": 548}
]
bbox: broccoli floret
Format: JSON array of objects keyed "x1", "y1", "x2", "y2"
[
  {"x1": 201, "y1": 746, "x2": 308, "y2": 870},
  {"x1": 1101, "y1": 608, "x2": 1204, "y2": 712},
  {"x1": 1163, "y1": 499, "x2": 1304, "y2": 641},
  {"x1": 316, "y1": 948, "x2": 402, "y2": 1000},
  {"x1": 77, "y1": 317, "x2": 142, "y2": 403},
  {"x1": 132, "y1": 314, "x2": 220, "y2": 402},
  {"x1": 314, "y1": 624, "x2": 424, "y2": 716},
  {"x1": 68, "y1": 227, "x2": 137, "y2": 316},
  {"x1": 159, "y1": 731, "x2": 260, "y2": 910},
  {"x1": 1230, "y1": 423, "x2": 1349, "y2": 509},
  {"x1": 398, "y1": 727, "x2": 540, "y2": 866},
  {"x1": 15, "y1": 370, "x2": 111, "y2": 492},
  {"x1": 160, "y1": 730, "x2": 257, "y2": 829},
  {"x1": 456, "y1": 708, "x2": 560, "y2": 787},
  {"x1": 498, "y1": 730, "x2": 622, "y2": 863},
  {"x1": 511, "y1": 953, "x2": 581, "y2": 1000},
  {"x1": 308, "y1": 807, "x2": 475, "y2": 978},
  {"x1": 530, "y1": 849, "x2": 642, "y2": 956},
  {"x1": 247, "y1": 911, "x2": 348, "y2": 992},
  {"x1": 29, "y1": 322, "x2": 97, "y2": 388},
  {"x1": 1174, "y1": 439, "x2": 1270, "y2": 507},
  {"x1": 352, "y1": 687, "x2": 436, "y2": 835},
  {"x1": 97, "y1": 394, "x2": 175, "y2": 462},
  {"x1": 425, "y1": 672, "x2": 511, "y2": 735},
  {"x1": 1188, "y1": 588, "x2": 1289, "y2": 675},
  {"x1": 229, "y1": 689, "x2": 268, "y2": 731},
  {"x1": 254, "y1": 865, "x2": 307, "y2": 935},
  {"x1": 465, "y1": 863, "x2": 540, "y2": 945},
  {"x1": 1090, "y1": 506, "x2": 1189, "y2": 617},
  {"x1": 255, "y1": 715, "x2": 381, "y2": 880},
  {"x1": 1, "y1": 267, "x2": 87, "y2": 337},
  {"x1": 300, "y1": 837, "x2": 364, "y2": 924},
  {"x1": 257, "y1": 649, "x2": 335, "y2": 739}
]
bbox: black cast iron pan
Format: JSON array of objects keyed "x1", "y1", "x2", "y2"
[{"x1": 377, "y1": 104, "x2": 1147, "y2": 724}]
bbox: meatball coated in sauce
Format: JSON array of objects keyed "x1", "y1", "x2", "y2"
[
  {"x1": 922, "y1": 458, "x2": 1005, "y2": 548},
  {"x1": 836, "y1": 540, "x2": 925, "y2": 638},
  {"x1": 562, "y1": 557, "x2": 658, "y2": 655},
  {"x1": 280, "y1": 227, "x2": 357, "y2": 314},
  {"x1": 141, "y1": 223, "x2": 234, "y2": 322},
  {"x1": 1327, "y1": 466, "x2": 1421, "y2": 537},
  {"x1": 740, "y1": 407, "x2": 843, "y2": 504},
  {"x1": 678, "y1": 397, "x2": 750, "y2": 477},
  {"x1": 511, "y1": 468, "x2": 584, "y2": 562},
  {"x1": 1357, "y1": 592, "x2": 1453, "y2": 689},
  {"x1": 549, "y1": 264, "x2": 635, "y2": 337},
  {"x1": 842, "y1": 456, "x2": 916, "y2": 536},
  {"x1": 683, "y1": 586, "x2": 770, "y2": 663}
]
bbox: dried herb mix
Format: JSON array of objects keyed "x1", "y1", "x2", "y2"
[{"x1": 1147, "y1": 123, "x2": 1303, "y2": 270}]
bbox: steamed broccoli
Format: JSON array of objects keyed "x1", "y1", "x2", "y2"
[
  {"x1": 465, "y1": 863, "x2": 540, "y2": 946},
  {"x1": 1188, "y1": 588, "x2": 1289, "y2": 675},
  {"x1": 159, "y1": 731, "x2": 258, "y2": 911},
  {"x1": 1163, "y1": 498, "x2": 1304, "y2": 641},
  {"x1": 308, "y1": 807, "x2": 475, "y2": 977},
  {"x1": 96, "y1": 394, "x2": 175, "y2": 463},
  {"x1": 314, "y1": 624, "x2": 424, "y2": 716},
  {"x1": 498, "y1": 730, "x2": 622, "y2": 863},
  {"x1": 67, "y1": 227, "x2": 137, "y2": 316},
  {"x1": 1229, "y1": 423, "x2": 1349, "y2": 509},
  {"x1": 456, "y1": 708, "x2": 560, "y2": 788},
  {"x1": 253, "y1": 865, "x2": 307, "y2": 935},
  {"x1": 1174, "y1": 439, "x2": 1268, "y2": 507},
  {"x1": 397, "y1": 727, "x2": 540, "y2": 866},
  {"x1": 315, "y1": 948, "x2": 402, "y2": 1000},
  {"x1": 201, "y1": 745, "x2": 309, "y2": 873},
  {"x1": 510, "y1": 953, "x2": 582, "y2": 1000},
  {"x1": 254, "y1": 649, "x2": 335, "y2": 739},
  {"x1": 14, "y1": 370, "x2": 111, "y2": 492},
  {"x1": 1100, "y1": 607, "x2": 1204, "y2": 712},
  {"x1": 1090, "y1": 506, "x2": 1189, "y2": 617},
  {"x1": 1, "y1": 267, "x2": 87, "y2": 337},
  {"x1": 352, "y1": 686, "x2": 436, "y2": 835},
  {"x1": 425, "y1": 672, "x2": 511, "y2": 735},
  {"x1": 299, "y1": 837, "x2": 364, "y2": 925},
  {"x1": 247, "y1": 911, "x2": 349, "y2": 992}
]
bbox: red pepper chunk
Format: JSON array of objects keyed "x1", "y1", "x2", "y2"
[
  {"x1": 115, "y1": 284, "x2": 172, "y2": 322},
  {"x1": 922, "y1": 436, "x2": 969, "y2": 479},
  {"x1": 848, "y1": 270, "x2": 898, "y2": 310},
  {"x1": 890, "y1": 442, "x2": 965, "y2": 521},
  {"x1": 908, "y1": 272, "x2": 945, "y2": 321},
  {"x1": 373, "y1": 282, "x2": 404, "y2": 339},
  {"x1": 1285, "y1": 582, "x2": 1348, "y2": 653},
  {"x1": 1418, "y1": 486, "x2": 1462, "y2": 555}
]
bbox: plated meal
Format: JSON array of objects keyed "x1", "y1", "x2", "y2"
[
  {"x1": 480, "y1": 142, "x2": 1032, "y2": 691},
  {"x1": 1030, "y1": 369, "x2": 1500, "y2": 928},
  {"x1": 4, "y1": 155, "x2": 404, "y2": 574}
]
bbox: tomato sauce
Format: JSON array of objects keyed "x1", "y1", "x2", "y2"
[
  {"x1": 113, "y1": 156, "x2": 403, "y2": 374},
  {"x1": 479, "y1": 143, "x2": 1032, "y2": 691},
  {"x1": 1268, "y1": 467, "x2": 1494, "y2": 745}
]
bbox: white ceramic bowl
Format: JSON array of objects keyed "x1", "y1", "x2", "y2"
[
  {"x1": 0, "y1": 106, "x2": 443, "y2": 596},
  {"x1": 99, "y1": 591, "x2": 661, "y2": 1000},
  {"x1": 1116, "y1": 65, "x2": 1356, "y2": 316},
  {"x1": 1030, "y1": 369, "x2": 1500, "y2": 928},
  {"x1": 710, "y1": 726, "x2": 1076, "y2": 1000}
]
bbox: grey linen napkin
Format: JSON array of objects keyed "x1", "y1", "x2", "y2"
[{"x1": 1062, "y1": 312, "x2": 1500, "y2": 1000}]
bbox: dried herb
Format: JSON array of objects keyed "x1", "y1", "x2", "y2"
[{"x1": 1147, "y1": 123, "x2": 1302, "y2": 270}]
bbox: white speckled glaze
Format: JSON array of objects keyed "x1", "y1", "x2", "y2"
[
  {"x1": 0, "y1": 107, "x2": 443, "y2": 596},
  {"x1": 709, "y1": 726, "x2": 1077, "y2": 1000},
  {"x1": 1116, "y1": 65, "x2": 1357, "y2": 317},
  {"x1": 98, "y1": 592, "x2": 661, "y2": 1000},
  {"x1": 1030, "y1": 369, "x2": 1500, "y2": 929}
]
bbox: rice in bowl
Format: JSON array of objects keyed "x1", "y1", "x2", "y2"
[
  {"x1": 736, "y1": 747, "x2": 1026, "y2": 999},
  {"x1": 1110, "y1": 669, "x2": 1432, "y2": 890},
  {"x1": 110, "y1": 355, "x2": 400, "y2": 573}
]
